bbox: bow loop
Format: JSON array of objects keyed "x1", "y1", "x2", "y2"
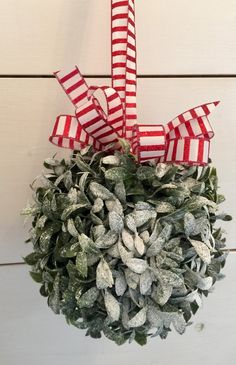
[{"x1": 49, "y1": 0, "x2": 219, "y2": 167}]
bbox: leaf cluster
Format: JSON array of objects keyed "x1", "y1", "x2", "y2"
[{"x1": 23, "y1": 145, "x2": 231, "y2": 345}]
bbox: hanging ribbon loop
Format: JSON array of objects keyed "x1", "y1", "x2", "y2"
[{"x1": 49, "y1": 0, "x2": 219, "y2": 166}]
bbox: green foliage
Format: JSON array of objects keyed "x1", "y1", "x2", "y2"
[{"x1": 23, "y1": 145, "x2": 231, "y2": 345}]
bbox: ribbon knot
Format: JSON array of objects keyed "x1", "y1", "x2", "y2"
[{"x1": 49, "y1": 0, "x2": 219, "y2": 166}]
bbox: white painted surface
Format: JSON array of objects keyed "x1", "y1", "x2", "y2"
[
  {"x1": 1, "y1": 254, "x2": 235, "y2": 365},
  {"x1": 0, "y1": 78, "x2": 234, "y2": 263},
  {"x1": 0, "y1": 0, "x2": 236, "y2": 75},
  {"x1": 0, "y1": 0, "x2": 235, "y2": 363}
]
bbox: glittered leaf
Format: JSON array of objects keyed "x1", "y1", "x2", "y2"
[
  {"x1": 109, "y1": 211, "x2": 124, "y2": 233},
  {"x1": 96, "y1": 258, "x2": 114, "y2": 289},
  {"x1": 126, "y1": 258, "x2": 148, "y2": 274},
  {"x1": 118, "y1": 240, "x2": 134, "y2": 263},
  {"x1": 115, "y1": 272, "x2": 127, "y2": 296},
  {"x1": 92, "y1": 198, "x2": 104, "y2": 213},
  {"x1": 78, "y1": 287, "x2": 99, "y2": 308},
  {"x1": 67, "y1": 219, "x2": 79, "y2": 237},
  {"x1": 189, "y1": 239, "x2": 211, "y2": 264},
  {"x1": 61, "y1": 204, "x2": 88, "y2": 221},
  {"x1": 152, "y1": 283, "x2": 172, "y2": 306},
  {"x1": 136, "y1": 166, "x2": 155, "y2": 180},
  {"x1": 95, "y1": 231, "x2": 118, "y2": 249},
  {"x1": 184, "y1": 212, "x2": 196, "y2": 237},
  {"x1": 102, "y1": 155, "x2": 120, "y2": 166},
  {"x1": 114, "y1": 181, "x2": 126, "y2": 204},
  {"x1": 89, "y1": 182, "x2": 114, "y2": 200},
  {"x1": 140, "y1": 269, "x2": 153, "y2": 295},
  {"x1": 134, "y1": 235, "x2": 145, "y2": 255},
  {"x1": 125, "y1": 215, "x2": 137, "y2": 233},
  {"x1": 146, "y1": 223, "x2": 172, "y2": 257},
  {"x1": 105, "y1": 199, "x2": 123, "y2": 216},
  {"x1": 105, "y1": 167, "x2": 132, "y2": 182},
  {"x1": 128, "y1": 307, "x2": 147, "y2": 328},
  {"x1": 172, "y1": 313, "x2": 186, "y2": 334},
  {"x1": 156, "y1": 269, "x2": 183, "y2": 288},
  {"x1": 122, "y1": 229, "x2": 134, "y2": 251},
  {"x1": 133, "y1": 210, "x2": 156, "y2": 228},
  {"x1": 104, "y1": 291, "x2": 120, "y2": 322},
  {"x1": 76, "y1": 251, "x2": 88, "y2": 278}
]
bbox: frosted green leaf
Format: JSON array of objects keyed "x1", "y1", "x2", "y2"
[
  {"x1": 184, "y1": 212, "x2": 196, "y2": 237},
  {"x1": 152, "y1": 283, "x2": 172, "y2": 306},
  {"x1": 107, "y1": 243, "x2": 120, "y2": 258},
  {"x1": 79, "y1": 172, "x2": 90, "y2": 193},
  {"x1": 109, "y1": 211, "x2": 124, "y2": 233},
  {"x1": 154, "y1": 201, "x2": 175, "y2": 213},
  {"x1": 96, "y1": 258, "x2": 114, "y2": 289},
  {"x1": 36, "y1": 215, "x2": 47, "y2": 229},
  {"x1": 89, "y1": 181, "x2": 114, "y2": 200},
  {"x1": 60, "y1": 241, "x2": 80, "y2": 258},
  {"x1": 139, "y1": 230, "x2": 150, "y2": 244},
  {"x1": 137, "y1": 166, "x2": 155, "y2": 180},
  {"x1": 104, "y1": 291, "x2": 120, "y2": 322},
  {"x1": 189, "y1": 239, "x2": 211, "y2": 264},
  {"x1": 21, "y1": 204, "x2": 40, "y2": 217},
  {"x1": 134, "y1": 235, "x2": 145, "y2": 255},
  {"x1": 48, "y1": 274, "x2": 60, "y2": 314},
  {"x1": 92, "y1": 225, "x2": 106, "y2": 241},
  {"x1": 76, "y1": 251, "x2": 88, "y2": 278},
  {"x1": 63, "y1": 171, "x2": 73, "y2": 190},
  {"x1": 197, "y1": 275, "x2": 213, "y2": 290},
  {"x1": 39, "y1": 227, "x2": 54, "y2": 252},
  {"x1": 155, "y1": 269, "x2": 183, "y2": 288},
  {"x1": 78, "y1": 287, "x2": 99, "y2": 308},
  {"x1": 114, "y1": 181, "x2": 126, "y2": 204},
  {"x1": 196, "y1": 218, "x2": 211, "y2": 242},
  {"x1": 135, "y1": 201, "x2": 155, "y2": 211},
  {"x1": 128, "y1": 307, "x2": 147, "y2": 328},
  {"x1": 105, "y1": 167, "x2": 132, "y2": 182},
  {"x1": 95, "y1": 231, "x2": 118, "y2": 249},
  {"x1": 172, "y1": 313, "x2": 186, "y2": 334},
  {"x1": 133, "y1": 210, "x2": 157, "y2": 228},
  {"x1": 118, "y1": 240, "x2": 134, "y2": 264},
  {"x1": 105, "y1": 199, "x2": 123, "y2": 216},
  {"x1": 102, "y1": 155, "x2": 120, "y2": 166},
  {"x1": 146, "y1": 223, "x2": 172, "y2": 257},
  {"x1": 68, "y1": 188, "x2": 78, "y2": 204},
  {"x1": 61, "y1": 203, "x2": 88, "y2": 221},
  {"x1": 155, "y1": 163, "x2": 170, "y2": 179},
  {"x1": 185, "y1": 196, "x2": 217, "y2": 212},
  {"x1": 78, "y1": 233, "x2": 94, "y2": 251},
  {"x1": 121, "y1": 229, "x2": 134, "y2": 251},
  {"x1": 147, "y1": 306, "x2": 163, "y2": 328},
  {"x1": 122, "y1": 308, "x2": 130, "y2": 330},
  {"x1": 140, "y1": 269, "x2": 153, "y2": 295},
  {"x1": 67, "y1": 219, "x2": 79, "y2": 237},
  {"x1": 115, "y1": 272, "x2": 127, "y2": 296},
  {"x1": 126, "y1": 258, "x2": 148, "y2": 274},
  {"x1": 165, "y1": 237, "x2": 181, "y2": 250},
  {"x1": 125, "y1": 215, "x2": 137, "y2": 233},
  {"x1": 124, "y1": 269, "x2": 140, "y2": 289},
  {"x1": 92, "y1": 198, "x2": 104, "y2": 213}
]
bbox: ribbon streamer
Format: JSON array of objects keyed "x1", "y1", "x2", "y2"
[{"x1": 50, "y1": 0, "x2": 219, "y2": 165}]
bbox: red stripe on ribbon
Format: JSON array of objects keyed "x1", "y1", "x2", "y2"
[{"x1": 49, "y1": 0, "x2": 219, "y2": 166}]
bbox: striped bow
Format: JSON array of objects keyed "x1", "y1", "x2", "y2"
[{"x1": 50, "y1": 0, "x2": 219, "y2": 166}]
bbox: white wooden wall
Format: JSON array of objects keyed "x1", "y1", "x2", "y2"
[{"x1": 0, "y1": 1, "x2": 235, "y2": 363}]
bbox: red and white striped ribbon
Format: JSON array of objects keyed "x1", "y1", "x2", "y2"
[{"x1": 49, "y1": 0, "x2": 219, "y2": 166}]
